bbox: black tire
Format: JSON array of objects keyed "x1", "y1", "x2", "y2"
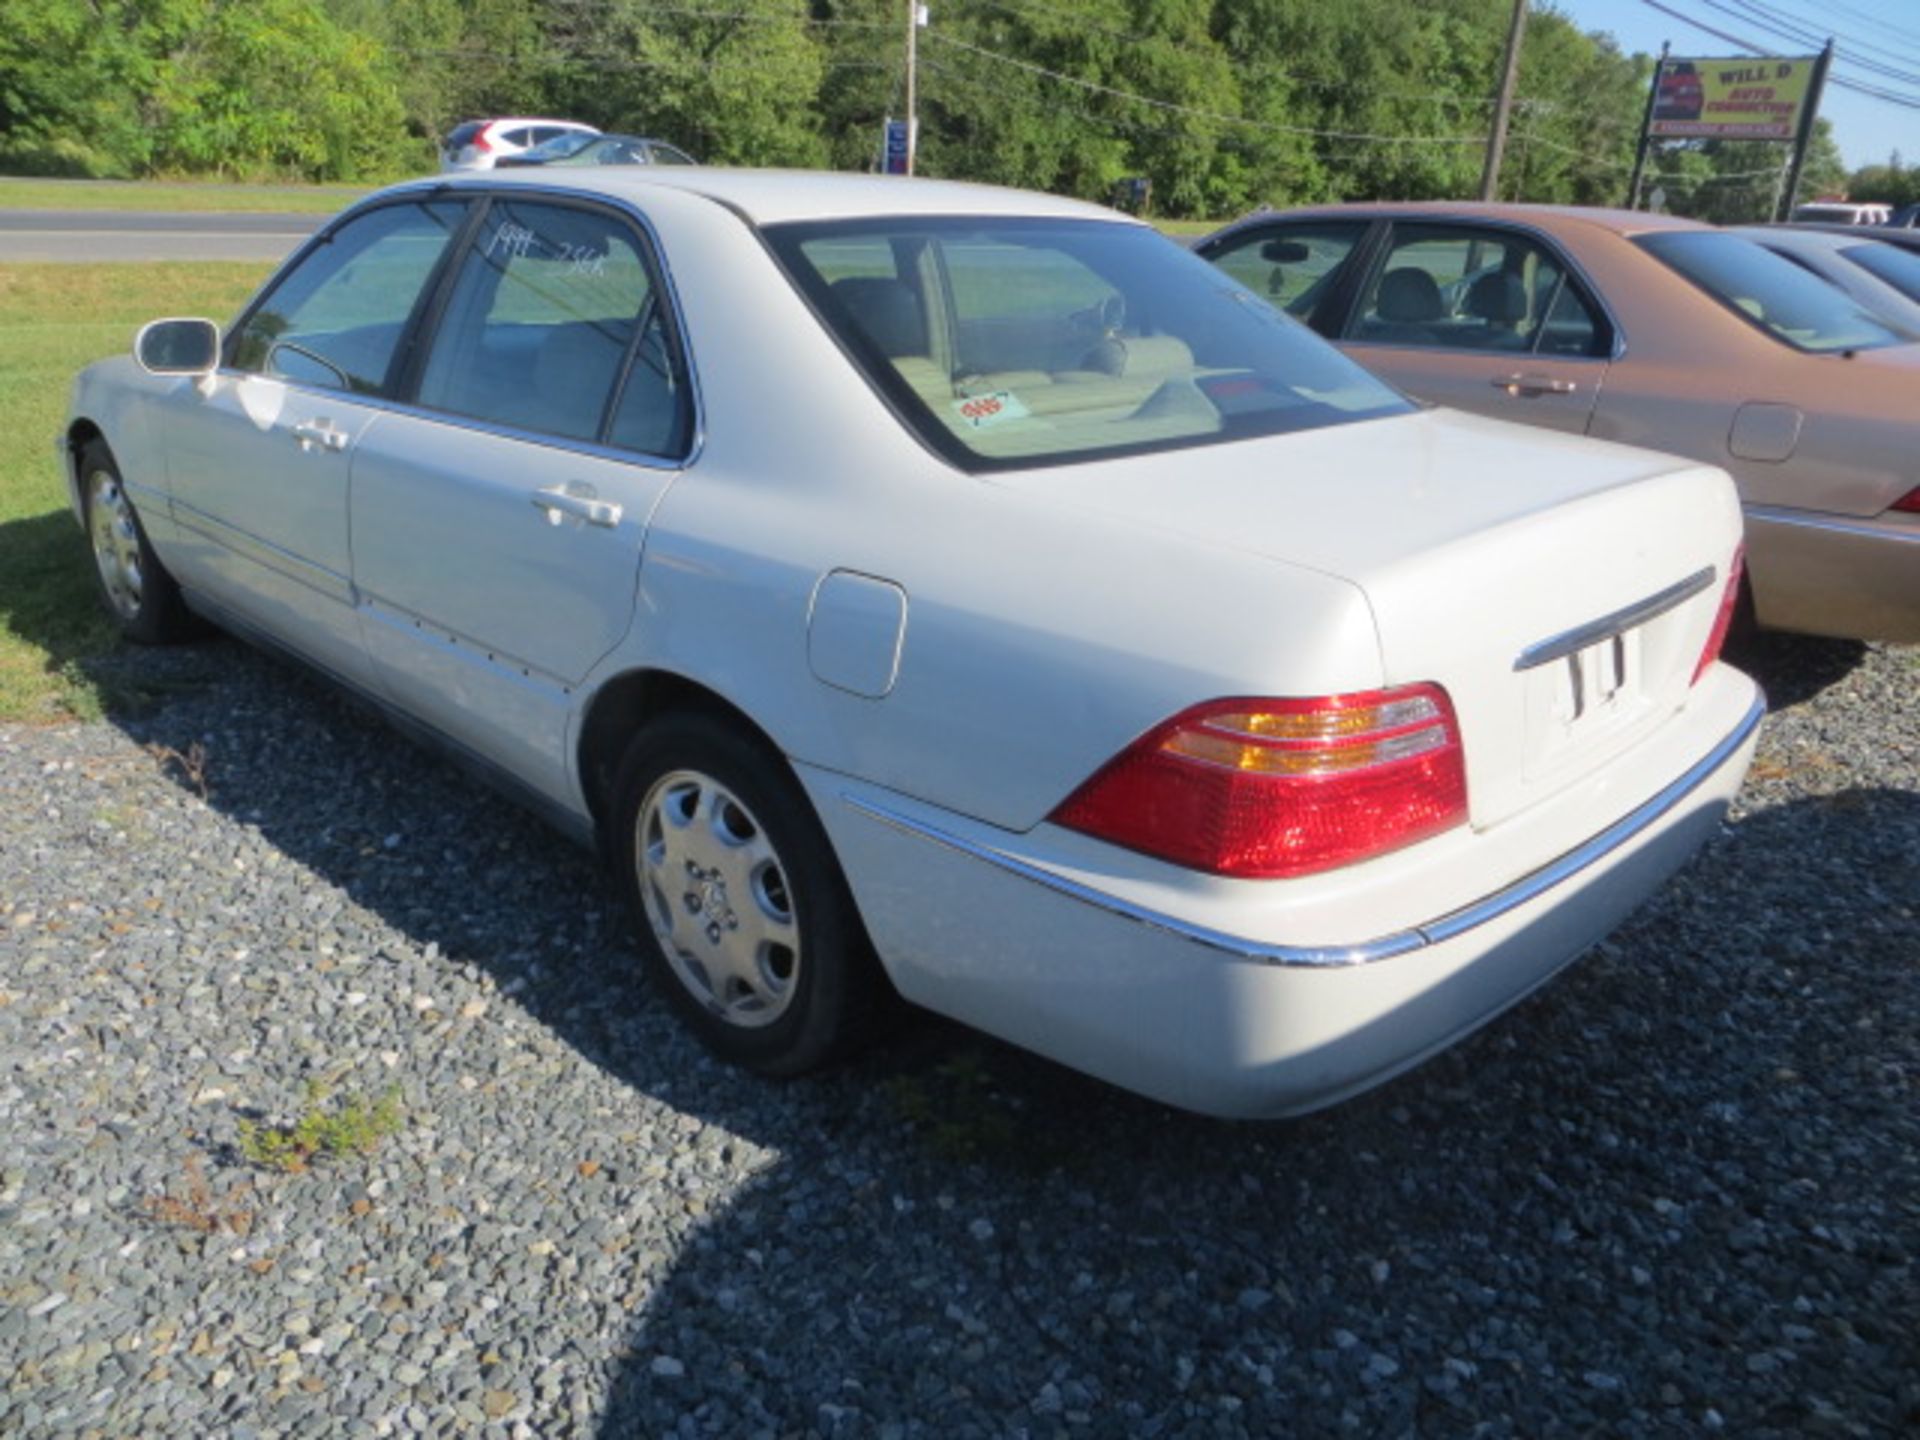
[
  {"x1": 78, "y1": 438, "x2": 197, "y2": 644},
  {"x1": 610, "y1": 710, "x2": 885, "y2": 1077}
]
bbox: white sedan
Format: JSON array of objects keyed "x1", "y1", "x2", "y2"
[{"x1": 63, "y1": 169, "x2": 1761, "y2": 1117}]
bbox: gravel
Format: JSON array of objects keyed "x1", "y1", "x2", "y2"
[{"x1": 1, "y1": 632, "x2": 1915, "y2": 1439}]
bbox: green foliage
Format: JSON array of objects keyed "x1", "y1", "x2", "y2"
[
  {"x1": 1846, "y1": 152, "x2": 1920, "y2": 209},
  {"x1": 0, "y1": 0, "x2": 1897, "y2": 217},
  {"x1": 237, "y1": 1081, "x2": 404, "y2": 1172},
  {"x1": 541, "y1": 0, "x2": 828, "y2": 167},
  {"x1": 0, "y1": 0, "x2": 416, "y2": 181}
]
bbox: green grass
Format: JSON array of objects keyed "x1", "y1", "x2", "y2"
[
  {"x1": 0, "y1": 261, "x2": 271, "y2": 722},
  {"x1": 0, "y1": 176, "x2": 371, "y2": 214}
]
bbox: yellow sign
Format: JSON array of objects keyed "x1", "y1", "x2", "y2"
[{"x1": 1649, "y1": 56, "x2": 1817, "y2": 141}]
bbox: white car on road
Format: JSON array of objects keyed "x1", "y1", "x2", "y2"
[
  {"x1": 62, "y1": 169, "x2": 1761, "y2": 1116},
  {"x1": 440, "y1": 118, "x2": 599, "y2": 171}
]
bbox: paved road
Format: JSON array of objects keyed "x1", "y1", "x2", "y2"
[{"x1": 0, "y1": 209, "x2": 319, "y2": 262}]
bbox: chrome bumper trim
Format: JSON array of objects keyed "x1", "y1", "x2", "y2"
[
  {"x1": 843, "y1": 692, "x2": 1765, "y2": 969},
  {"x1": 1513, "y1": 566, "x2": 1716, "y2": 672},
  {"x1": 1746, "y1": 503, "x2": 1920, "y2": 545}
]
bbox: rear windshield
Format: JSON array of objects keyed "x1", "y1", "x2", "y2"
[
  {"x1": 765, "y1": 217, "x2": 1412, "y2": 471},
  {"x1": 1637, "y1": 230, "x2": 1912, "y2": 353},
  {"x1": 1842, "y1": 241, "x2": 1920, "y2": 303}
]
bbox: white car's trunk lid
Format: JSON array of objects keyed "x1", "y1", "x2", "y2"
[{"x1": 1006, "y1": 407, "x2": 1746, "y2": 829}]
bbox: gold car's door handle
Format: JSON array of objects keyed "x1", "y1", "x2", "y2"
[
  {"x1": 291, "y1": 418, "x2": 349, "y2": 453},
  {"x1": 531, "y1": 484, "x2": 622, "y2": 529},
  {"x1": 1494, "y1": 373, "x2": 1578, "y2": 397}
]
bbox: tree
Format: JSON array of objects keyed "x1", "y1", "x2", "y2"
[{"x1": 541, "y1": 0, "x2": 828, "y2": 166}]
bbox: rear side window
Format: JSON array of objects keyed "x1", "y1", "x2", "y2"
[
  {"x1": 416, "y1": 199, "x2": 690, "y2": 454},
  {"x1": 1638, "y1": 230, "x2": 1912, "y2": 353},
  {"x1": 229, "y1": 200, "x2": 468, "y2": 394},
  {"x1": 1202, "y1": 221, "x2": 1366, "y2": 322},
  {"x1": 1842, "y1": 242, "x2": 1920, "y2": 303},
  {"x1": 445, "y1": 122, "x2": 484, "y2": 148}
]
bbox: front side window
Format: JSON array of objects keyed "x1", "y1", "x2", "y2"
[
  {"x1": 1638, "y1": 230, "x2": 1913, "y2": 353},
  {"x1": 1347, "y1": 224, "x2": 1605, "y2": 357},
  {"x1": 768, "y1": 218, "x2": 1410, "y2": 470},
  {"x1": 228, "y1": 200, "x2": 468, "y2": 394},
  {"x1": 1202, "y1": 221, "x2": 1367, "y2": 322},
  {"x1": 416, "y1": 199, "x2": 689, "y2": 453}
]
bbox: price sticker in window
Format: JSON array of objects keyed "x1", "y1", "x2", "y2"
[{"x1": 952, "y1": 390, "x2": 1029, "y2": 430}]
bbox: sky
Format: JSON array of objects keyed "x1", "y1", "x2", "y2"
[{"x1": 1547, "y1": 0, "x2": 1920, "y2": 170}]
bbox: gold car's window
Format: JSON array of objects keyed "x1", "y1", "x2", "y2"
[
  {"x1": 1348, "y1": 225, "x2": 1605, "y2": 358},
  {"x1": 1203, "y1": 222, "x2": 1367, "y2": 321},
  {"x1": 1638, "y1": 230, "x2": 1913, "y2": 354},
  {"x1": 769, "y1": 217, "x2": 1411, "y2": 472},
  {"x1": 228, "y1": 201, "x2": 468, "y2": 395},
  {"x1": 416, "y1": 199, "x2": 687, "y2": 452}
]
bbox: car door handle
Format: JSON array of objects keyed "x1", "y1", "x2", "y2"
[
  {"x1": 1493, "y1": 373, "x2": 1578, "y2": 397},
  {"x1": 530, "y1": 484, "x2": 622, "y2": 529},
  {"x1": 291, "y1": 418, "x2": 350, "y2": 453}
]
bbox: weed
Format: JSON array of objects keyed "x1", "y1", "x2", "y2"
[
  {"x1": 884, "y1": 1049, "x2": 1021, "y2": 1162},
  {"x1": 140, "y1": 1154, "x2": 254, "y2": 1235},
  {"x1": 146, "y1": 740, "x2": 210, "y2": 799},
  {"x1": 237, "y1": 1081, "x2": 403, "y2": 1173}
]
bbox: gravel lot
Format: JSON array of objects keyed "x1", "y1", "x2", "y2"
[{"x1": 2, "y1": 633, "x2": 1915, "y2": 1439}]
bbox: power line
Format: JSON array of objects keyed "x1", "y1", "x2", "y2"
[
  {"x1": 922, "y1": 30, "x2": 1486, "y2": 146},
  {"x1": 964, "y1": 0, "x2": 1515, "y2": 110},
  {"x1": 1772, "y1": 0, "x2": 1920, "y2": 51},
  {"x1": 1638, "y1": 0, "x2": 1920, "y2": 111},
  {"x1": 1705, "y1": 0, "x2": 1920, "y2": 92}
]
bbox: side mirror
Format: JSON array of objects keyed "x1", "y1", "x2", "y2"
[
  {"x1": 134, "y1": 318, "x2": 221, "y2": 376},
  {"x1": 1261, "y1": 239, "x2": 1311, "y2": 264}
]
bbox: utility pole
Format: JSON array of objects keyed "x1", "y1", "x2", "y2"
[
  {"x1": 1776, "y1": 40, "x2": 1834, "y2": 221},
  {"x1": 1625, "y1": 41, "x2": 1669, "y2": 210},
  {"x1": 1480, "y1": 0, "x2": 1529, "y2": 201},
  {"x1": 905, "y1": 1, "x2": 920, "y2": 176}
]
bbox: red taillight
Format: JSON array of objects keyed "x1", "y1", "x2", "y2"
[
  {"x1": 1893, "y1": 486, "x2": 1920, "y2": 514},
  {"x1": 1692, "y1": 545, "x2": 1745, "y2": 685},
  {"x1": 1050, "y1": 684, "x2": 1468, "y2": 879},
  {"x1": 472, "y1": 130, "x2": 494, "y2": 154}
]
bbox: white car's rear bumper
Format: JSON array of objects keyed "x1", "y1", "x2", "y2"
[{"x1": 803, "y1": 666, "x2": 1763, "y2": 1118}]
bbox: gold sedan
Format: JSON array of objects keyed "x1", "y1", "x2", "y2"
[{"x1": 1198, "y1": 203, "x2": 1920, "y2": 643}]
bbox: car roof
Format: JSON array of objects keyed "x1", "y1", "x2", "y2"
[
  {"x1": 423, "y1": 166, "x2": 1130, "y2": 226},
  {"x1": 1216, "y1": 201, "x2": 1709, "y2": 240}
]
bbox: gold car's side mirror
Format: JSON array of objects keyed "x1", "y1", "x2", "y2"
[{"x1": 134, "y1": 318, "x2": 221, "y2": 377}]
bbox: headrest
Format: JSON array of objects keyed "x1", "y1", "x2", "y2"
[
  {"x1": 1076, "y1": 334, "x2": 1196, "y2": 378},
  {"x1": 1464, "y1": 271, "x2": 1529, "y2": 324},
  {"x1": 1376, "y1": 268, "x2": 1444, "y2": 323},
  {"x1": 831, "y1": 276, "x2": 926, "y2": 358}
]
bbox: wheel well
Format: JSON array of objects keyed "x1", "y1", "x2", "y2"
[
  {"x1": 66, "y1": 420, "x2": 104, "y2": 484},
  {"x1": 577, "y1": 669, "x2": 786, "y2": 829}
]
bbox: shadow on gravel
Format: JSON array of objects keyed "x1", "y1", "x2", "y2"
[
  {"x1": 1723, "y1": 628, "x2": 1868, "y2": 711},
  {"x1": 116, "y1": 646, "x2": 1919, "y2": 1439}
]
